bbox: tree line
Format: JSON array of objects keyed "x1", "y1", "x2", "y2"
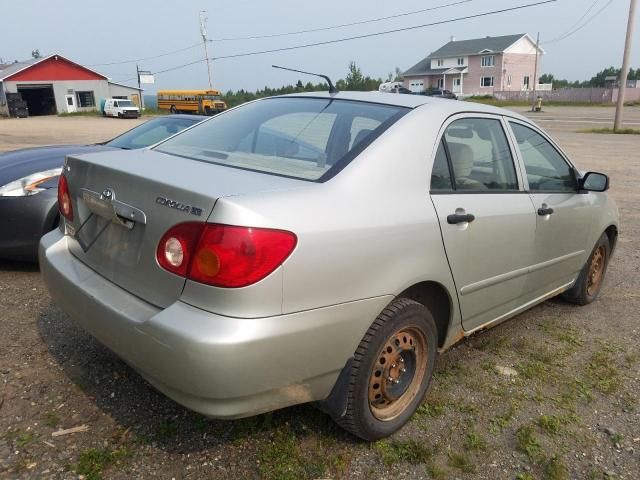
[
  {"x1": 540, "y1": 67, "x2": 640, "y2": 89},
  {"x1": 221, "y1": 62, "x2": 397, "y2": 108}
]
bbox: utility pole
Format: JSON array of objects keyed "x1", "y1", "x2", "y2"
[
  {"x1": 200, "y1": 10, "x2": 214, "y2": 91},
  {"x1": 531, "y1": 32, "x2": 540, "y2": 112},
  {"x1": 136, "y1": 64, "x2": 144, "y2": 110},
  {"x1": 614, "y1": 0, "x2": 637, "y2": 131}
]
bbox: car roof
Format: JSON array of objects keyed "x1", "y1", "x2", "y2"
[
  {"x1": 167, "y1": 114, "x2": 208, "y2": 120},
  {"x1": 275, "y1": 91, "x2": 530, "y2": 123}
]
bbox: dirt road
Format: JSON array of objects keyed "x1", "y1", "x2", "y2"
[{"x1": 1, "y1": 108, "x2": 639, "y2": 479}]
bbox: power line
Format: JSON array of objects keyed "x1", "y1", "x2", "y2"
[
  {"x1": 86, "y1": 42, "x2": 202, "y2": 67},
  {"x1": 210, "y1": 0, "x2": 473, "y2": 41},
  {"x1": 212, "y1": 0, "x2": 558, "y2": 61},
  {"x1": 84, "y1": 0, "x2": 473, "y2": 68},
  {"x1": 115, "y1": 0, "x2": 557, "y2": 82},
  {"x1": 544, "y1": 0, "x2": 614, "y2": 45}
]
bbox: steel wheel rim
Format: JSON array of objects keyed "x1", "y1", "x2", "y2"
[
  {"x1": 586, "y1": 246, "x2": 606, "y2": 297},
  {"x1": 368, "y1": 326, "x2": 428, "y2": 421}
]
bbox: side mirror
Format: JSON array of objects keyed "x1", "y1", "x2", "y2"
[{"x1": 580, "y1": 171, "x2": 609, "y2": 192}]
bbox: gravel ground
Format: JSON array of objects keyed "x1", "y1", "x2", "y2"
[{"x1": 0, "y1": 108, "x2": 639, "y2": 480}]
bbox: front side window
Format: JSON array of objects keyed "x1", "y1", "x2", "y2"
[
  {"x1": 481, "y1": 76, "x2": 494, "y2": 87},
  {"x1": 481, "y1": 55, "x2": 495, "y2": 67},
  {"x1": 155, "y1": 97, "x2": 408, "y2": 181},
  {"x1": 442, "y1": 118, "x2": 518, "y2": 191},
  {"x1": 510, "y1": 122, "x2": 576, "y2": 192}
]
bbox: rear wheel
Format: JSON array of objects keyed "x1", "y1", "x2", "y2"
[
  {"x1": 170, "y1": 105, "x2": 177, "y2": 114},
  {"x1": 563, "y1": 233, "x2": 610, "y2": 305},
  {"x1": 334, "y1": 298, "x2": 437, "y2": 441}
]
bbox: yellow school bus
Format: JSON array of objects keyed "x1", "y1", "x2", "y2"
[{"x1": 157, "y1": 89, "x2": 227, "y2": 115}]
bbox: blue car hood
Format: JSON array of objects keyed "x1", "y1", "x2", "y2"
[{"x1": 0, "y1": 144, "x2": 117, "y2": 186}]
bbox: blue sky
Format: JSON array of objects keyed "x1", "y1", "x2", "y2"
[{"x1": 1, "y1": 0, "x2": 637, "y2": 93}]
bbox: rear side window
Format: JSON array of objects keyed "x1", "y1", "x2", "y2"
[
  {"x1": 443, "y1": 118, "x2": 518, "y2": 191},
  {"x1": 509, "y1": 122, "x2": 576, "y2": 192},
  {"x1": 155, "y1": 97, "x2": 408, "y2": 181}
]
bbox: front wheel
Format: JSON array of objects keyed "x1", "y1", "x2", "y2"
[
  {"x1": 170, "y1": 105, "x2": 177, "y2": 114},
  {"x1": 563, "y1": 233, "x2": 610, "y2": 305},
  {"x1": 334, "y1": 298, "x2": 437, "y2": 441}
]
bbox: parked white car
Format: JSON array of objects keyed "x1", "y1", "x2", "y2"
[{"x1": 103, "y1": 98, "x2": 140, "y2": 118}]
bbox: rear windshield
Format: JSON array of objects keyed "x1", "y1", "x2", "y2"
[{"x1": 154, "y1": 97, "x2": 409, "y2": 181}]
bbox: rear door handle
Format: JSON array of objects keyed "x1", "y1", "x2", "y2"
[
  {"x1": 447, "y1": 213, "x2": 475, "y2": 224},
  {"x1": 537, "y1": 207, "x2": 554, "y2": 216}
]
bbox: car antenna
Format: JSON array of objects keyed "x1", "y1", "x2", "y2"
[{"x1": 272, "y1": 65, "x2": 338, "y2": 94}]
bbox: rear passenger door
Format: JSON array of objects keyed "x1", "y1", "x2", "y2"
[
  {"x1": 507, "y1": 121, "x2": 593, "y2": 297},
  {"x1": 430, "y1": 115, "x2": 537, "y2": 332}
]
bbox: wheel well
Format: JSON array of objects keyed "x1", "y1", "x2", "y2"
[
  {"x1": 399, "y1": 281, "x2": 452, "y2": 348},
  {"x1": 604, "y1": 225, "x2": 618, "y2": 255}
]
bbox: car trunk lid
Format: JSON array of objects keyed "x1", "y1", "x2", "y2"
[{"x1": 63, "y1": 149, "x2": 303, "y2": 308}]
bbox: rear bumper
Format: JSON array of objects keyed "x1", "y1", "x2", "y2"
[
  {"x1": 0, "y1": 189, "x2": 57, "y2": 261},
  {"x1": 39, "y1": 229, "x2": 390, "y2": 418}
]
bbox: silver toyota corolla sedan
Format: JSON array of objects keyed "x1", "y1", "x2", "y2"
[{"x1": 40, "y1": 91, "x2": 618, "y2": 440}]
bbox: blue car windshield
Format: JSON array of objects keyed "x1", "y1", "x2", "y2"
[{"x1": 154, "y1": 97, "x2": 409, "y2": 182}]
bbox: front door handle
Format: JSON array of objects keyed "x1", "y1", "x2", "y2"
[
  {"x1": 447, "y1": 213, "x2": 475, "y2": 224},
  {"x1": 537, "y1": 207, "x2": 554, "y2": 216}
]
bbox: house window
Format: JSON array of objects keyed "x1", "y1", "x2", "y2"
[
  {"x1": 76, "y1": 91, "x2": 95, "y2": 107},
  {"x1": 524, "y1": 76, "x2": 530, "y2": 90},
  {"x1": 481, "y1": 76, "x2": 494, "y2": 87},
  {"x1": 437, "y1": 59, "x2": 444, "y2": 67},
  {"x1": 507, "y1": 75, "x2": 512, "y2": 87},
  {"x1": 457, "y1": 57, "x2": 464, "y2": 65},
  {"x1": 437, "y1": 78, "x2": 444, "y2": 89},
  {"x1": 481, "y1": 55, "x2": 495, "y2": 67}
]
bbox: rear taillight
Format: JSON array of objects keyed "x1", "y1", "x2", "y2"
[
  {"x1": 157, "y1": 223, "x2": 297, "y2": 288},
  {"x1": 57, "y1": 174, "x2": 73, "y2": 221}
]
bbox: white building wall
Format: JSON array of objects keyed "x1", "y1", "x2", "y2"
[
  {"x1": 3, "y1": 79, "x2": 110, "y2": 113},
  {"x1": 430, "y1": 56, "x2": 468, "y2": 69}
]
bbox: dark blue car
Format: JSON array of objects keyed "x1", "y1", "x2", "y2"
[{"x1": 0, "y1": 115, "x2": 205, "y2": 261}]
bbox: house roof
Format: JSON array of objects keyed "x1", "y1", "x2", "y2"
[
  {"x1": 403, "y1": 33, "x2": 536, "y2": 76},
  {"x1": 108, "y1": 80, "x2": 143, "y2": 91},
  {"x1": 0, "y1": 58, "x2": 42, "y2": 80},
  {"x1": 0, "y1": 54, "x2": 108, "y2": 81}
]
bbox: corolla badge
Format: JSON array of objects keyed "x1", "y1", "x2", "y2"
[{"x1": 156, "y1": 196, "x2": 203, "y2": 217}]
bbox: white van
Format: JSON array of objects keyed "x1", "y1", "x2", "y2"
[{"x1": 103, "y1": 98, "x2": 140, "y2": 118}]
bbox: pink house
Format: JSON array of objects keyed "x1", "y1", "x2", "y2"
[{"x1": 403, "y1": 33, "x2": 544, "y2": 97}]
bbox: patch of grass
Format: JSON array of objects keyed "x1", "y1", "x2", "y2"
[
  {"x1": 481, "y1": 359, "x2": 498, "y2": 373},
  {"x1": 538, "y1": 415, "x2": 564, "y2": 436},
  {"x1": 516, "y1": 425, "x2": 542, "y2": 460},
  {"x1": 586, "y1": 350, "x2": 621, "y2": 394},
  {"x1": 16, "y1": 432, "x2": 36, "y2": 448},
  {"x1": 579, "y1": 127, "x2": 640, "y2": 135},
  {"x1": 458, "y1": 403, "x2": 478, "y2": 415},
  {"x1": 58, "y1": 110, "x2": 101, "y2": 117},
  {"x1": 545, "y1": 455, "x2": 569, "y2": 480},
  {"x1": 447, "y1": 451, "x2": 476, "y2": 473},
  {"x1": 490, "y1": 403, "x2": 517, "y2": 433},
  {"x1": 464, "y1": 431, "x2": 487, "y2": 451},
  {"x1": 154, "y1": 420, "x2": 177, "y2": 440},
  {"x1": 374, "y1": 439, "x2": 434, "y2": 466},
  {"x1": 516, "y1": 473, "x2": 536, "y2": 480},
  {"x1": 610, "y1": 432, "x2": 623, "y2": 447},
  {"x1": 415, "y1": 392, "x2": 448, "y2": 418},
  {"x1": 231, "y1": 413, "x2": 273, "y2": 441},
  {"x1": 73, "y1": 445, "x2": 132, "y2": 480},
  {"x1": 257, "y1": 429, "x2": 326, "y2": 480},
  {"x1": 476, "y1": 335, "x2": 509, "y2": 354},
  {"x1": 43, "y1": 412, "x2": 61, "y2": 429},
  {"x1": 515, "y1": 360, "x2": 548, "y2": 380}
]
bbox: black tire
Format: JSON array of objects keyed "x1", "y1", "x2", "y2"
[
  {"x1": 170, "y1": 105, "x2": 177, "y2": 114},
  {"x1": 563, "y1": 233, "x2": 610, "y2": 305},
  {"x1": 334, "y1": 298, "x2": 437, "y2": 441}
]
